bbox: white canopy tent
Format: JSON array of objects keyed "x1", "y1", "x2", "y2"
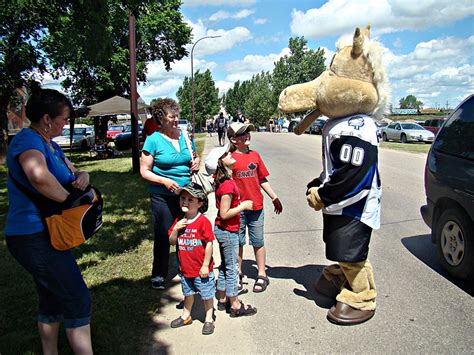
[{"x1": 87, "y1": 95, "x2": 148, "y2": 116}]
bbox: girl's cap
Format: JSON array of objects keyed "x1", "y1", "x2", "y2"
[{"x1": 205, "y1": 144, "x2": 230, "y2": 175}]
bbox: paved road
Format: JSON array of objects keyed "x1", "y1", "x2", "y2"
[{"x1": 147, "y1": 132, "x2": 473, "y2": 354}]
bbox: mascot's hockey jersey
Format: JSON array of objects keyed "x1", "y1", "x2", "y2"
[{"x1": 316, "y1": 114, "x2": 381, "y2": 230}]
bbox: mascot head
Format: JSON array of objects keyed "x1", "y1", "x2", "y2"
[{"x1": 278, "y1": 25, "x2": 390, "y2": 135}]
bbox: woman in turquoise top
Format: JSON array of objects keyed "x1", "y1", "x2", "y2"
[
  {"x1": 5, "y1": 83, "x2": 93, "y2": 353},
  {"x1": 140, "y1": 98, "x2": 200, "y2": 289}
]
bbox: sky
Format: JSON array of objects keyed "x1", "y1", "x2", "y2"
[{"x1": 45, "y1": 0, "x2": 474, "y2": 111}]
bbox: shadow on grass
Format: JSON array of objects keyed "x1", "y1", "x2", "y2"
[
  {"x1": 401, "y1": 234, "x2": 474, "y2": 296},
  {"x1": 0, "y1": 157, "x2": 183, "y2": 354}
]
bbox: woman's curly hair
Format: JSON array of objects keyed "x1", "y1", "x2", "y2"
[{"x1": 149, "y1": 98, "x2": 180, "y2": 125}]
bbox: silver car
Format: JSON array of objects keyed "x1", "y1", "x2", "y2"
[
  {"x1": 381, "y1": 122, "x2": 434, "y2": 143},
  {"x1": 53, "y1": 126, "x2": 95, "y2": 150}
]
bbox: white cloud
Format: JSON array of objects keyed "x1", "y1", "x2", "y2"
[
  {"x1": 393, "y1": 38, "x2": 402, "y2": 48},
  {"x1": 321, "y1": 46, "x2": 335, "y2": 68},
  {"x1": 215, "y1": 80, "x2": 235, "y2": 96},
  {"x1": 254, "y1": 18, "x2": 267, "y2": 25},
  {"x1": 384, "y1": 36, "x2": 474, "y2": 108},
  {"x1": 290, "y1": 0, "x2": 474, "y2": 39},
  {"x1": 183, "y1": 0, "x2": 255, "y2": 6},
  {"x1": 138, "y1": 18, "x2": 253, "y2": 102},
  {"x1": 208, "y1": 8, "x2": 255, "y2": 23},
  {"x1": 208, "y1": 10, "x2": 230, "y2": 22},
  {"x1": 223, "y1": 48, "x2": 290, "y2": 83},
  {"x1": 186, "y1": 19, "x2": 252, "y2": 57}
]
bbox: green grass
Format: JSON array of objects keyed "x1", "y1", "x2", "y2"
[
  {"x1": 0, "y1": 136, "x2": 205, "y2": 354},
  {"x1": 380, "y1": 140, "x2": 431, "y2": 154}
]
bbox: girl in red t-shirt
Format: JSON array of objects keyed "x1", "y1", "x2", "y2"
[{"x1": 205, "y1": 144, "x2": 257, "y2": 317}]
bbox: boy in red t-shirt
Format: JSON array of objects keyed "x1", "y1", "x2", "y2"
[
  {"x1": 169, "y1": 182, "x2": 216, "y2": 335},
  {"x1": 227, "y1": 122, "x2": 283, "y2": 293}
]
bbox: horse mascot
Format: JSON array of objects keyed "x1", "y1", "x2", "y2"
[{"x1": 278, "y1": 25, "x2": 389, "y2": 325}]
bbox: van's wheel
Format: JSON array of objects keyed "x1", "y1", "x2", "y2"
[
  {"x1": 400, "y1": 133, "x2": 407, "y2": 143},
  {"x1": 382, "y1": 133, "x2": 388, "y2": 142},
  {"x1": 436, "y1": 208, "x2": 473, "y2": 280}
]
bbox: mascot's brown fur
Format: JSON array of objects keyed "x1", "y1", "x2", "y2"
[{"x1": 279, "y1": 25, "x2": 389, "y2": 325}]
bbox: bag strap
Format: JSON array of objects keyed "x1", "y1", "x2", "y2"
[
  {"x1": 182, "y1": 131, "x2": 195, "y2": 165},
  {"x1": 9, "y1": 172, "x2": 43, "y2": 209}
]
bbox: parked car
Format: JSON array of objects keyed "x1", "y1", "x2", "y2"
[
  {"x1": 106, "y1": 124, "x2": 125, "y2": 140},
  {"x1": 420, "y1": 94, "x2": 473, "y2": 280},
  {"x1": 305, "y1": 118, "x2": 327, "y2": 135},
  {"x1": 422, "y1": 118, "x2": 447, "y2": 135},
  {"x1": 53, "y1": 125, "x2": 94, "y2": 150},
  {"x1": 288, "y1": 119, "x2": 301, "y2": 133},
  {"x1": 381, "y1": 122, "x2": 434, "y2": 143},
  {"x1": 114, "y1": 123, "x2": 143, "y2": 150},
  {"x1": 375, "y1": 121, "x2": 388, "y2": 138},
  {"x1": 178, "y1": 119, "x2": 192, "y2": 132}
]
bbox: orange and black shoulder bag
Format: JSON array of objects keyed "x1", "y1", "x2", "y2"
[{"x1": 10, "y1": 174, "x2": 103, "y2": 251}]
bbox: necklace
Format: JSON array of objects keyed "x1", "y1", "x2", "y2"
[{"x1": 30, "y1": 126, "x2": 55, "y2": 153}]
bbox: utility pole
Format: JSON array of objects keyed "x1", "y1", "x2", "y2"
[{"x1": 128, "y1": 9, "x2": 139, "y2": 173}]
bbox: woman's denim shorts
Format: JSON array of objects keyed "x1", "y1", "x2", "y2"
[
  {"x1": 180, "y1": 272, "x2": 216, "y2": 301},
  {"x1": 6, "y1": 231, "x2": 91, "y2": 328}
]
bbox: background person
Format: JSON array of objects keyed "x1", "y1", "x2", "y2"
[
  {"x1": 4, "y1": 82, "x2": 93, "y2": 354},
  {"x1": 233, "y1": 110, "x2": 245, "y2": 123},
  {"x1": 214, "y1": 112, "x2": 227, "y2": 147},
  {"x1": 140, "y1": 98, "x2": 200, "y2": 289}
]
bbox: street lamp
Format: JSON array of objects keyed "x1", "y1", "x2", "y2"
[{"x1": 190, "y1": 35, "x2": 221, "y2": 133}]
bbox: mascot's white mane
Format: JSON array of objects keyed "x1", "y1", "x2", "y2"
[{"x1": 336, "y1": 34, "x2": 390, "y2": 120}]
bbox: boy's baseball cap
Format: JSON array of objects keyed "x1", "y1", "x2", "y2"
[
  {"x1": 227, "y1": 122, "x2": 255, "y2": 139},
  {"x1": 175, "y1": 182, "x2": 207, "y2": 200},
  {"x1": 175, "y1": 182, "x2": 208, "y2": 213},
  {"x1": 205, "y1": 144, "x2": 230, "y2": 175}
]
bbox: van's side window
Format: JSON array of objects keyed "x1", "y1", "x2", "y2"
[{"x1": 434, "y1": 97, "x2": 474, "y2": 160}]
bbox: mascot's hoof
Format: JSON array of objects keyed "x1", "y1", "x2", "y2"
[
  {"x1": 314, "y1": 275, "x2": 341, "y2": 299},
  {"x1": 327, "y1": 302, "x2": 375, "y2": 326}
]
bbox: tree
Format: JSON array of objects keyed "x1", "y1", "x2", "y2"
[
  {"x1": 243, "y1": 71, "x2": 276, "y2": 127},
  {"x1": 399, "y1": 95, "x2": 423, "y2": 109},
  {"x1": 176, "y1": 69, "x2": 220, "y2": 130},
  {"x1": 0, "y1": 0, "x2": 191, "y2": 161},
  {"x1": 223, "y1": 80, "x2": 247, "y2": 118},
  {"x1": 0, "y1": 1, "x2": 63, "y2": 162},
  {"x1": 42, "y1": 0, "x2": 192, "y2": 105},
  {"x1": 271, "y1": 36, "x2": 326, "y2": 111}
]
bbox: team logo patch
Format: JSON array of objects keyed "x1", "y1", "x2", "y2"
[{"x1": 348, "y1": 116, "x2": 365, "y2": 130}]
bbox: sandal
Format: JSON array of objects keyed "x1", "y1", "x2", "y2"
[
  {"x1": 253, "y1": 275, "x2": 270, "y2": 293},
  {"x1": 229, "y1": 301, "x2": 257, "y2": 318},
  {"x1": 238, "y1": 273, "x2": 249, "y2": 295},
  {"x1": 217, "y1": 299, "x2": 231, "y2": 312},
  {"x1": 202, "y1": 321, "x2": 215, "y2": 335}
]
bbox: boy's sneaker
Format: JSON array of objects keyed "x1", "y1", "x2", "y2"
[
  {"x1": 151, "y1": 276, "x2": 165, "y2": 289},
  {"x1": 170, "y1": 315, "x2": 193, "y2": 328}
]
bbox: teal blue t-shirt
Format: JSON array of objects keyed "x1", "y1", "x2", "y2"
[
  {"x1": 5, "y1": 128, "x2": 76, "y2": 236},
  {"x1": 142, "y1": 131, "x2": 195, "y2": 195}
]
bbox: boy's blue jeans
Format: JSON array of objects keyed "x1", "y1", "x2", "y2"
[
  {"x1": 214, "y1": 226, "x2": 239, "y2": 297},
  {"x1": 6, "y1": 231, "x2": 91, "y2": 328}
]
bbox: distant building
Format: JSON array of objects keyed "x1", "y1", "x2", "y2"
[
  {"x1": 391, "y1": 108, "x2": 418, "y2": 115},
  {"x1": 419, "y1": 108, "x2": 442, "y2": 115}
]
